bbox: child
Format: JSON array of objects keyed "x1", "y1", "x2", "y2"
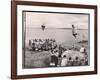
[
  {"x1": 61, "y1": 55, "x2": 68, "y2": 67},
  {"x1": 80, "y1": 45, "x2": 86, "y2": 54}
]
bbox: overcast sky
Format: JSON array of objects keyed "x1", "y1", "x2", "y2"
[{"x1": 25, "y1": 12, "x2": 89, "y2": 29}]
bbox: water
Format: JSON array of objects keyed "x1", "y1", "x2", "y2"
[
  {"x1": 25, "y1": 27, "x2": 88, "y2": 46},
  {"x1": 24, "y1": 28, "x2": 89, "y2": 68}
]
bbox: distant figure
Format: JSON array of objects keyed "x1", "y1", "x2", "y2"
[
  {"x1": 80, "y1": 45, "x2": 86, "y2": 54},
  {"x1": 41, "y1": 24, "x2": 45, "y2": 31},
  {"x1": 72, "y1": 24, "x2": 78, "y2": 38}
]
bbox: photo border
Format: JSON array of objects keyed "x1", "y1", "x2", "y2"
[{"x1": 11, "y1": 1, "x2": 97, "y2": 79}]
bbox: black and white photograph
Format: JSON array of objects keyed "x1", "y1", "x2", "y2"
[
  {"x1": 22, "y1": 11, "x2": 89, "y2": 68},
  {"x1": 11, "y1": 1, "x2": 97, "y2": 79}
]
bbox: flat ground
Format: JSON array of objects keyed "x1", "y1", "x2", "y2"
[
  {"x1": 24, "y1": 50, "x2": 51, "y2": 68},
  {"x1": 23, "y1": 41, "x2": 89, "y2": 68}
]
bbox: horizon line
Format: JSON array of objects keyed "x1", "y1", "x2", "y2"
[{"x1": 26, "y1": 27, "x2": 88, "y2": 30}]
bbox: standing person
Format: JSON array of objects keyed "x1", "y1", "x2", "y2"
[
  {"x1": 50, "y1": 50, "x2": 59, "y2": 67},
  {"x1": 35, "y1": 40, "x2": 38, "y2": 52},
  {"x1": 32, "y1": 41, "x2": 35, "y2": 51},
  {"x1": 72, "y1": 24, "x2": 79, "y2": 48},
  {"x1": 58, "y1": 45, "x2": 63, "y2": 57},
  {"x1": 80, "y1": 45, "x2": 88, "y2": 65}
]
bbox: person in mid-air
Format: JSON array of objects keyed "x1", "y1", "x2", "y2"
[
  {"x1": 72, "y1": 24, "x2": 78, "y2": 38},
  {"x1": 41, "y1": 24, "x2": 45, "y2": 31}
]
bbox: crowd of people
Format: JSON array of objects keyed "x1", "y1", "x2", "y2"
[{"x1": 29, "y1": 39, "x2": 66, "y2": 56}]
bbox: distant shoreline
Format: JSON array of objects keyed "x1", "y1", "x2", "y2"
[{"x1": 26, "y1": 27, "x2": 88, "y2": 30}]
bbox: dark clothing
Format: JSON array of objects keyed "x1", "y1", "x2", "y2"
[
  {"x1": 73, "y1": 33, "x2": 77, "y2": 38},
  {"x1": 51, "y1": 55, "x2": 58, "y2": 67}
]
